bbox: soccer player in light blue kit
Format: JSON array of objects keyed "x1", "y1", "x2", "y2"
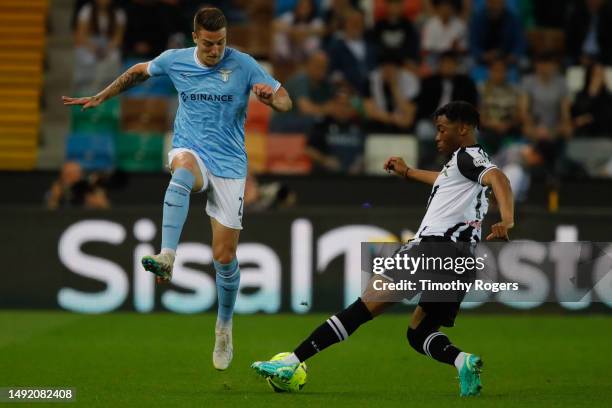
[{"x1": 63, "y1": 7, "x2": 292, "y2": 371}]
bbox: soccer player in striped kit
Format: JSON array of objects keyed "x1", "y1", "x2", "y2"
[{"x1": 252, "y1": 101, "x2": 514, "y2": 396}]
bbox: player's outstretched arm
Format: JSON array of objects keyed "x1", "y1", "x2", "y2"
[
  {"x1": 62, "y1": 62, "x2": 151, "y2": 110},
  {"x1": 252, "y1": 84, "x2": 292, "y2": 112},
  {"x1": 383, "y1": 156, "x2": 439, "y2": 186},
  {"x1": 481, "y1": 168, "x2": 515, "y2": 241}
]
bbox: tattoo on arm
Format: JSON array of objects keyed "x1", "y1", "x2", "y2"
[
  {"x1": 98, "y1": 70, "x2": 148, "y2": 100},
  {"x1": 110, "y1": 70, "x2": 148, "y2": 93}
]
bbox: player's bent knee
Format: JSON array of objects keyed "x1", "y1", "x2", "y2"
[
  {"x1": 172, "y1": 153, "x2": 196, "y2": 171},
  {"x1": 171, "y1": 156, "x2": 203, "y2": 190},
  {"x1": 213, "y1": 246, "x2": 237, "y2": 265},
  {"x1": 214, "y1": 253, "x2": 235, "y2": 265}
]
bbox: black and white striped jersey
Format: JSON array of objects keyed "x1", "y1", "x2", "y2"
[{"x1": 415, "y1": 145, "x2": 497, "y2": 243}]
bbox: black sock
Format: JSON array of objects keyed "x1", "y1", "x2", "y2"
[
  {"x1": 293, "y1": 298, "x2": 373, "y2": 362},
  {"x1": 423, "y1": 332, "x2": 461, "y2": 366},
  {"x1": 408, "y1": 326, "x2": 461, "y2": 366}
]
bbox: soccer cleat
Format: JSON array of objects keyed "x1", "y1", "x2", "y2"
[
  {"x1": 458, "y1": 354, "x2": 483, "y2": 397},
  {"x1": 141, "y1": 253, "x2": 174, "y2": 283},
  {"x1": 212, "y1": 327, "x2": 233, "y2": 370},
  {"x1": 251, "y1": 359, "x2": 298, "y2": 382}
]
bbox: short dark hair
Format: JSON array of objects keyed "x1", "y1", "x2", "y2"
[
  {"x1": 193, "y1": 7, "x2": 227, "y2": 32},
  {"x1": 434, "y1": 101, "x2": 480, "y2": 129}
]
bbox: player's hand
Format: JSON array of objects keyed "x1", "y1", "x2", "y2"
[
  {"x1": 252, "y1": 83, "x2": 274, "y2": 105},
  {"x1": 383, "y1": 156, "x2": 409, "y2": 177},
  {"x1": 486, "y1": 221, "x2": 514, "y2": 241},
  {"x1": 62, "y1": 95, "x2": 103, "y2": 111}
]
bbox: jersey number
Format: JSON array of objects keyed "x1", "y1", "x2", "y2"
[{"x1": 238, "y1": 197, "x2": 243, "y2": 217}]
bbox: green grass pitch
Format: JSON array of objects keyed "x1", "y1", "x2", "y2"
[{"x1": 1, "y1": 311, "x2": 610, "y2": 408}]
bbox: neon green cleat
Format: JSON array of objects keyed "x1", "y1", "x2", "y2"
[
  {"x1": 141, "y1": 253, "x2": 174, "y2": 283},
  {"x1": 251, "y1": 360, "x2": 298, "y2": 382},
  {"x1": 458, "y1": 354, "x2": 483, "y2": 397}
]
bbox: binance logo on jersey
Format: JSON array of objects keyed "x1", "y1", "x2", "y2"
[{"x1": 180, "y1": 92, "x2": 234, "y2": 103}]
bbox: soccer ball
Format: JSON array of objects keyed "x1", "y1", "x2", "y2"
[{"x1": 266, "y1": 352, "x2": 308, "y2": 393}]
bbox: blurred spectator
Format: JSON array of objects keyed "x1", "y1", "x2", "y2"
[
  {"x1": 158, "y1": 0, "x2": 187, "y2": 49},
  {"x1": 73, "y1": 0, "x2": 126, "y2": 94},
  {"x1": 478, "y1": 58, "x2": 520, "y2": 155},
  {"x1": 370, "y1": 0, "x2": 420, "y2": 72},
  {"x1": 566, "y1": 0, "x2": 612, "y2": 65},
  {"x1": 519, "y1": 53, "x2": 572, "y2": 143},
  {"x1": 306, "y1": 82, "x2": 365, "y2": 174},
  {"x1": 122, "y1": 0, "x2": 169, "y2": 60},
  {"x1": 422, "y1": 0, "x2": 471, "y2": 20},
  {"x1": 415, "y1": 51, "x2": 478, "y2": 167},
  {"x1": 531, "y1": 0, "x2": 570, "y2": 28},
  {"x1": 374, "y1": 0, "x2": 424, "y2": 22},
  {"x1": 321, "y1": 0, "x2": 359, "y2": 46},
  {"x1": 193, "y1": 0, "x2": 246, "y2": 23},
  {"x1": 498, "y1": 53, "x2": 573, "y2": 199},
  {"x1": 363, "y1": 54, "x2": 418, "y2": 133},
  {"x1": 468, "y1": 0, "x2": 525, "y2": 19},
  {"x1": 270, "y1": 51, "x2": 335, "y2": 132},
  {"x1": 45, "y1": 162, "x2": 84, "y2": 209},
  {"x1": 493, "y1": 54, "x2": 575, "y2": 201},
  {"x1": 273, "y1": 0, "x2": 325, "y2": 65},
  {"x1": 469, "y1": 0, "x2": 525, "y2": 69},
  {"x1": 244, "y1": 173, "x2": 296, "y2": 212},
  {"x1": 46, "y1": 162, "x2": 116, "y2": 210},
  {"x1": 421, "y1": 0, "x2": 467, "y2": 70},
  {"x1": 71, "y1": 180, "x2": 112, "y2": 209},
  {"x1": 327, "y1": 9, "x2": 377, "y2": 95},
  {"x1": 571, "y1": 63, "x2": 612, "y2": 137}
]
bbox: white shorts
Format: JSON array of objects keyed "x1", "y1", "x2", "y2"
[{"x1": 168, "y1": 148, "x2": 245, "y2": 230}]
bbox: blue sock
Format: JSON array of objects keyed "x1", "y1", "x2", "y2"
[
  {"x1": 214, "y1": 258, "x2": 240, "y2": 327},
  {"x1": 161, "y1": 168, "x2": 195, "y2": 252}
]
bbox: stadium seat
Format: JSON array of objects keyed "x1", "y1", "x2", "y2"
[
  {"x1": 364, "y1": 134, "x2": 418, "y2": 175},
  {"x1": 0, "y1": 0, "x2": 48, "y2": 169},
  {"x1": 266, "y1": 133, "x2": 311, "y2": 174},
  {"x1": 245, "y1": 131, "x2": 268, "y2": 173},
  {"x1": 115, "y1": 132, "x2": 164, "y2": 172},
  {"x1": 66, "y1": 132, "x2": 115, "y2": 171},
  {"x1": 245, "y1": 96, "x2": 271, "y2": 133},
  {"x1": 121, "y1": 97, "x2": 170, "y2": 133}
]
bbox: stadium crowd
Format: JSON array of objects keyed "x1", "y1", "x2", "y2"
[{"x1": 67, "y1": 0, "x2": 612, "y2": 204}]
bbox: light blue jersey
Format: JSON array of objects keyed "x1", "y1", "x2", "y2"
[{"x1": 148, "y1": 47, "x2": 280, "y2": 178}]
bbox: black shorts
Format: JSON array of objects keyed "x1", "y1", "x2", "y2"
[{"x1": 381, "y1": 236, "x2": 476, "y2": 327}]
